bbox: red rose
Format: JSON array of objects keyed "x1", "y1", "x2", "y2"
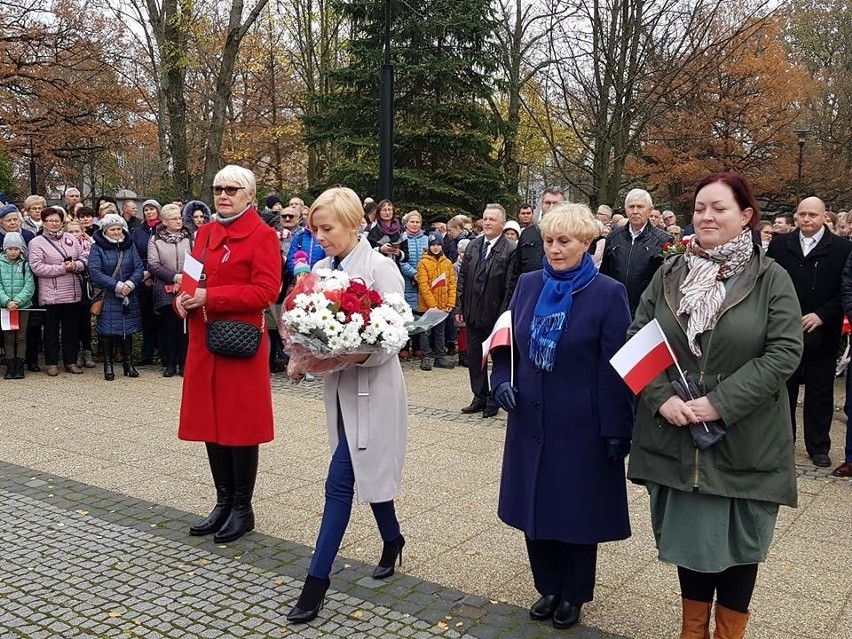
[
  {"x1": 359, "y1": 295, "x2": 374, "y2": 315},
  {"x1": 366, "y1": 290, "x2": 382, "y2": 305},
  {"x1": 348, "y1": 279, "x2": 368, "y2": 296},
  {"x1": 340, "y1": 293, "x2": 361, "y2": 315},
  {"x1": 325, "y1": 290, "x2": 342, "y2": 306},
  {"x1": 663, "y1": 242, "x2": 672, "y2": 251}
]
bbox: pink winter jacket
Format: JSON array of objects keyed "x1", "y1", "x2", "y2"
[{"x1": 28, "y1": 233, "x2": 87, "y2": 305}]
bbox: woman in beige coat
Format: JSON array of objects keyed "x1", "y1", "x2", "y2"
[{"x1": 286, "y1": 187, "x2": 408, "y2": 624}]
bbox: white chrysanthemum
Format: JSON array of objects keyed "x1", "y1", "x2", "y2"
[{"x1": 317, "y1": 269, "x2": 350, "y2": 291}]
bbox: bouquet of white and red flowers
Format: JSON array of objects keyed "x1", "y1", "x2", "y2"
[{"x1": 281, "y1": 268, "x2": 438, "y2": 375}]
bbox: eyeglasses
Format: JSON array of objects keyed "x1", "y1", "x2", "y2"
[
  {"x1": 162, "y1": 217, "x2": 181, "y2": 221},
  {"x1": 281, "y1": 214, "x2": 295, "y2": 220},
  {"x1": 213, "y1": 185, "x2": 246, "y2": 196}
]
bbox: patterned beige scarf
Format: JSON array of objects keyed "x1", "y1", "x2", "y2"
[{"x1": 678, "y1": 229, "x2": 753, "y2": 356}]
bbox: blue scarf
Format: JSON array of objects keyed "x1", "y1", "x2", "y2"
[{"x1": 528, "y1": 252, "x2": 597, "y2": 372}]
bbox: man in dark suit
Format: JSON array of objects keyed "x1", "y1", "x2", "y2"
[
  {"x1": 455, "y1": 203, "x2": 516, "y2": 418},
  {"x1": 767, "y1": 197, "x2": 852, "y2": 467}
]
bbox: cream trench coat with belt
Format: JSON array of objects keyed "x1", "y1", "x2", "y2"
[{"x1": 315, "y1": 236, "x2": 408, "y2": 504}]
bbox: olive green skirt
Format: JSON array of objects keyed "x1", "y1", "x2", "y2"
[{"x1": 647, "y1": 483, "x2": 779, "y2": 573}]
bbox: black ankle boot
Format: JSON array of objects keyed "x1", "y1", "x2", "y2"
[
  {"x1": 287, "y1": 575, "x2": 331, "y2": 623},
  {"x1": 190, "y1": 443, "x2": 234, "y2": 536},
  {"x1": 163, "y1": 365, "x2": 176, "y2": 378},
  {"x1": 123, "y1": 336, "x2": 139, "y2": 377},
  {"x1": 102, "y1": 337, "x2": 115, "y2": 381},
  {"x1": 3, "y1": 359, "x2": 13, "y2": 380},
  {"x1": 213, "y1": 445, "x2": 258, "y2": 543},
  {"x1": 14, "y1": 358, "x2": 25, "y2": 379},
  {"x1": 372, "y1": 534, "x2": 405, "y2": 579}
]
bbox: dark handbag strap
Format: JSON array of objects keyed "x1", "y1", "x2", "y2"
[{"x1": 45, "y1": 236, "x2": 69, "y2": 261}]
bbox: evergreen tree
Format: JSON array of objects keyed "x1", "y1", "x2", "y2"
[{"x1": 305, "y1": 0, "x2": 504, "y2": 218}]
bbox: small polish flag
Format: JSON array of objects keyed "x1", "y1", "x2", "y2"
[
  {"x1": 430, "y1": 273, "x2": 447, "y2": 291},
  {"x1": 0, "y1": 309, "x2": 20, "y2": 330},
  {"x1": 481, "y1": 310, "x2": 513, "y2": 369},
  {"x1": 181, "y1": 251, "x2": 204, "y2": 296},
  {"x1": 609, "y1": 318, "x2": 677, "y2": 394}
]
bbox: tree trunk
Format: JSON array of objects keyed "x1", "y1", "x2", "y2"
[{"x1": 201, "y1": 0, "x2": 271, "y2": 197}]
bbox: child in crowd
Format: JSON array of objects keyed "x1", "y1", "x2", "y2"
[
  {"x1": 454, "y1": 239, "x2": 470, "y2": 368},
  {"x1": 0, "y1": 232, "x2": 35, "y2": 379},
  {"x1": 415, "y1": 233, "x2": 456, "y2": 371}
]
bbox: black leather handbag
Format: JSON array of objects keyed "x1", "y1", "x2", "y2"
[{"x1": 203, "y1": 307, "x2": 265, "y2": 358}]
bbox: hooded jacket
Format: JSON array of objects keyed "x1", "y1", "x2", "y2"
[
  {"x1": 88, "y1": 228, "x2": 144, "y2": 336},
  {"x1": 416, "y1": 251, "x2": 456, "y2": 312},
  {"x1": 182, "y1": 200, "x2": 212, "y2": 237},
  {"x1": 627, "y1": 250, "x2": 802, "y2": 507},
  {"x1": 0, "y1": 254, "x2": 35, "y2": 309}
]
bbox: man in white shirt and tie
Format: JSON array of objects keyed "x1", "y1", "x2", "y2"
[
  {"x1": 455, "y1": 203, "x2": 516, "y2": 418},
  {"x1": 767, "y1": 196, "x2": 852, "y2": 468}
]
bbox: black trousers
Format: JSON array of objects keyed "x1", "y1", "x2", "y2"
[
  {"x1": 43, "y1": 303, "x2": 80, "y2": 366},
  {"x1": 787, "y1": 348, "x2": 836, "y2": 456},
  {"x1": 138, "y1": 284, "x2": 158, "y2": 360},
  {"x1": 25, "y1": 306, "x2": 43, "y2": 366},
  {"x1": 465, "y1": 324, "x2": 497, "y2": 407},
  {"x1": 157, "y1": 306, "x2": 187, "y2": 368},
  {"x1": 525, "y1": 537, "x2": 598, "y2": 604}
]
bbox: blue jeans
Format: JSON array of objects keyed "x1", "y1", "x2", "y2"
[{"x1": 308, "y1": 420, "x2": 400, "y2": 579}]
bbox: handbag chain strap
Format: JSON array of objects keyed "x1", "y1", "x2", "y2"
[{"x1": 200, "y1": 299, "x2": 266, "y2": 331}]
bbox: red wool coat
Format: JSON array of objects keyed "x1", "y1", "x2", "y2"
[{"x1": 178, "y1": 209, "x2": 282, "y2": 446}]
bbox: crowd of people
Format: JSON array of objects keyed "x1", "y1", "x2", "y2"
[{"x1": 3, "y1": 168, "x2": 852, "y2": 639}]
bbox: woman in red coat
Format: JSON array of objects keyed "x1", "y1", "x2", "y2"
[{"x1": 175, "y1": 165, "x2": 282, "y2": 544}]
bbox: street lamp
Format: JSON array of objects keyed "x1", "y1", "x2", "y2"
[
  {"x1": 793, "y1": 127, "x2": 809, "y2": 201},
  {"x1": 378, "y1": 0, "x2": 394, "y2": 201}
]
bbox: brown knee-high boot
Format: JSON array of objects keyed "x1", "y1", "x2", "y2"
[
  {"x1": 714, "y1": 604, "x2": 749, "y2": 639},
  {"x1": 681, "y1": 598, "x2": 712, "y2": 639}
]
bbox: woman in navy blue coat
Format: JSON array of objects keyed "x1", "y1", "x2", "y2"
[
  {"x1": 490, "y1": 203, "x2": 634, "y2": 630},
  {"x1": 88, "y1": 214, "x2": 144, "y2": 381}
]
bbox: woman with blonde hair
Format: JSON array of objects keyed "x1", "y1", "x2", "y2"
[
  {"x1": 490, "y1": 202, "x2": 633, "y2": 630},
  {"x1": 286, "y1": 186, "x2": 408, "y2": 624},
  {"x1": 175, "y1": 165, "x2": 281, "y2": 544}
]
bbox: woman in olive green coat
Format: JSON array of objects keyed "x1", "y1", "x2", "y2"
[{"x1": 628, "y1": 173, "x2": 802, "y2": 639}]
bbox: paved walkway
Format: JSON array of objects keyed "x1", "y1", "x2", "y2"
[{"x1": 1, "y1": 363, "x2": 851, "y2": 639}]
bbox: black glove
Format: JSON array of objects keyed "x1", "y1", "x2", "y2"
[
  {"x1": 605, "y1": 437, "x2": 631, "y2": 463},
  {"x1": 670, "y1": 376, "x2": 726, "y2": 450},
  {"x1": 493, "y1": 381, "x2": 518, "y2": 412}
]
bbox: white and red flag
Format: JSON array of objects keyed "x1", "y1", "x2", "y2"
[
  {"x1": 481, "y1": 310, "x2": 513, "y2": 369},
  {"x1": 609, "y1": 318, "x2": 676, "y2": 394},
  {"x1": 181, "y1": 251, "x2": 204, "y2": 296},
  {"x1": 430, "y1": 273, "x2": 447, "y2": 291},
  {"x1": 0, "y1": 309, "x2": 20, "y2": 330}
]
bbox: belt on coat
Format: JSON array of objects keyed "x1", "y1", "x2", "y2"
[{"x1": 356, "y1": 368, "x2": 369, "y2": 450}]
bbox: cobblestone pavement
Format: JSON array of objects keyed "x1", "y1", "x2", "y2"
[
  {"x1": 0, "y1": 462, "x2": 620, "y2": 639},
  {"x1": 1, "y1": 362, "x2": 851, "y2": 639}
]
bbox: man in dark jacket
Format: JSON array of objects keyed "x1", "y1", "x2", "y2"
[
  {"x1": 505, "y1": 187, "x2": 566, "y2": 301},
  {"x1": 130, "y1": 199, "x2": 162, "y2": 364},
  {"x1": 600, "y1": 188, "x2": 670, "y2": 317},
  {"x1": 837, "y1": 250, "x2": 852, "y2": 477},
  {"x1": 455, "y1": 203, "x2": 516, "y2": 418},
  {"x1": 767, "y1": 196, "x2": 851, "y2": 467}
]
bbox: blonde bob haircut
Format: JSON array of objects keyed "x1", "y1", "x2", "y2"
[
  {"x1": 213, "y1": 164, "x2": 256, "y2": 199},
  {"x1": 24, "y1": 195, "x2": 47, "y2": 211},
  {"x1": 308, "y1": 186, "x2": 363, "y2": 231},
  {"x1": 539, "y1": 202, "x2": 601, "y2": 243}
]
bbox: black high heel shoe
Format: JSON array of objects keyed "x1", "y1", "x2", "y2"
[
  {"x1": 287, "y1": 575, "x2": 330, "y2": 623},
  {"x1": 372, "y1": 534, "x2": 405, "y2": 579}
]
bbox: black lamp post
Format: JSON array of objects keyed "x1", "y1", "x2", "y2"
[
  {"x1": 793, "y1": 128, "x2": 809, "y2": 201},
  {"x1": 378, "y1": 0, "x2": 394, "y2": 201}
]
